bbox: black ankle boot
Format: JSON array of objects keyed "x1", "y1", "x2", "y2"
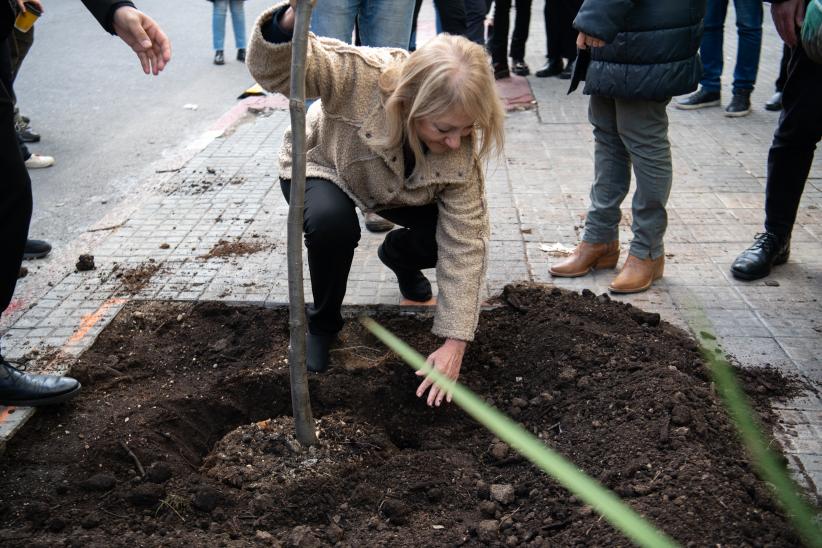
[
  {"x1": 306, "y1": 332, "x2": 334, "y2": 373},
  {"x1": 214, "y1": 50, "x2": 225, "y2": 65},
  {"x1": 0, "y1": 359, "x2": 81, "y2": 407},
  {"x1": 731, "y1": 232, "x2": 790, "y2": 281},
  {"x1": 377, "y1": 243, "x2": 432, "y2": 302},
  {"x1": 237, "y1": 48, "x2": 246, "y2": 62}
]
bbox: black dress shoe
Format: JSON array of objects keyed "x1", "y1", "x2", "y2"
[
  {"x1": 558, "y1": 59, "x2": 575, "y2": 80},
  {"x1": 377, "y1": 243, "x2": 432, "y2": 302},
  {"x1": 492, "y1": 62, "x2": 510, "y2": 80},
  {"x1": 237, "y1": 48, "x2": 246, "y2": 62},
  {"x1": 731, "y1": 232, "x2": 790, "y2": 281},
  {"x1": 0, "y1": 359, "x2": 81, "y2": 407},
  {"x1": 18, "y1": 127, "x2": 40, "y2": 143},
  {"x1": 214, "y1": 50, "x2": 225, "y2": 65},
  {"x1": 24, "y1": 239, "x2": 52, "y2": 260},
  {"x1": 535, "y1": 58, "x2": 563, "y2": 78},
  {"x1": 306, "y1": 332, "x2": 334, "y2": 373},
  {"x1": 764, "y1": 91, "x2": 783, "y2": 111},
  {"x1": 511, "y1": 59, "x2": 530, "y2": 76}
]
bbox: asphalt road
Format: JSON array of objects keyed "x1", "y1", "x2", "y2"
[{"x1": 16, "y1": 0, "x2": 273, "y2": 247}]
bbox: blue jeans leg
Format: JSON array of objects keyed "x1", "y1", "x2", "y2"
[
  {"x1": 731, "y1": 0, "x2": 762, "y2": 92},
  {"x1": 229, "y1": 0, "x2": 246, "y2": 50},
  {"x1": 212, "y1": 0, "x2": 228, "y2": 51},
  {"x1": 310, "y1": 0, "x2": 359, "y2": 42},
  {"x1": 699, "y1": 0, "x2": 728, "y2": 92},
  {"x1": 359, "y1": 0, "x2": 416, "y2": 48}
]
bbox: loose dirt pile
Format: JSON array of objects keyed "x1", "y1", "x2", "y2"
[{"x1": 0, "y1": 284, "x2": 809, "y2": 547}]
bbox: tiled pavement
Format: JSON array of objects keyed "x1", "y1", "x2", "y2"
[{"x1": 2, "y1": 2, "x2": 820, "y2": 499}]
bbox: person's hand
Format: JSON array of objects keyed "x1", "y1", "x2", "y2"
[
  {"x1": 112, "y1": 6, "x2": 172, "y2": 75},
  {"x1": 16, "y1": 0, "x2": 44, "y2": 13},
  {"x1": 576, "y1": 32, "x2": 605, "y2": 50},
  {"x1": 772, "y1": 0, "x2": 806, "y2": 48},
  {"x1": 416, "y1": 338, "x2": 466, "y2": 407}
]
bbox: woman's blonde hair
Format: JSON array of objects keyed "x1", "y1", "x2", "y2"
[{"x1": 377, "y1": 33, "x2": 505, "y2": 176}]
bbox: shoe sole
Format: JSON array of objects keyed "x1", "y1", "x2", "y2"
[
  {"x1": 1, "y1": 383, "x2": 81, "y2": 407},
  {"x1": 724, "y1": 109, "x2": 752, "y2": 118},
  {"x1": 674, "y1": 100, "x2": 721, "y2": 110},
  {"x1": 764, "y1": 104, "x2": 782, "y2": 112},
  {"x1": 23, "y1": 251, "x2": 50, "y2": 260}
]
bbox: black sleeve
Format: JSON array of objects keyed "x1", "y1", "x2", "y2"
[
  {"x1": 81, "y1": 0, "x2": 135, "y2": 34},
  {"x1": 261, "y1": 5, "x2": 294, "y2": 44}
]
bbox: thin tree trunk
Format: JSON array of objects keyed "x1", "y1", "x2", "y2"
[{"x1": 287, "y1": 0, "x2": 318, "y2": 446}]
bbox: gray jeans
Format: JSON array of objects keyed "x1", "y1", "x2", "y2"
[{"x1": 583, "y1": 95, "x2": 673, "y2": 259}]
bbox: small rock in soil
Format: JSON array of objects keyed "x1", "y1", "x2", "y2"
[
  {"x1": 79, "y1": 473, "x2": 116, "y2": 492},
  {"x1": 511, "y1": 397, "x2": 529, "y2": 408},
  {"x1": 81, "y1": 513, "x2": 102, "y2": 529},
  {"x1": 76, "y1": 254, "x2": 96, "y2": 271},
  {"x1": 558, "y1": 367, "x2": 577, "y2": 382},
  {"x1": 490, "y1": 484, "x2": 515, "y2": 505},
  {"x1": 125, "y1": 483, "x2": 165, "y2": 508},
  {"x1": 477, "y1": 520, "x2": 499, "y2": 542},
  {"x1": 288, "y1": 525, "x2": 321, "y2": 548},
  {"x1": 671, "y1": 404, "x2": 692, "y2": 426},
  {"x1": 489, "y1": 441, "x2": 510, "y2": 461},
  {"x1": 255, "y1": 530, "x2": 274, "y2": 542},
  {"x1": 191, "y1": 485, "x2": 221, "y2": 512},
  {"x1": 251, "y1": 494, "x2": 274, "y2": 515},
  {"x1": 326, "y1": 522, "x2": 344, "y2": 543},
  {"x1": 379, "y1": 497, "x2": 410, "y2": 524},
  {"x1": 145, "y1": 462, "x2": 172, "y2": 484},
  {"x1": 479, "y1": 500, "x2": 498, "y2": 518},
  {"x1": 475, "y1": 480, "x2": 490, "y2": 499}
]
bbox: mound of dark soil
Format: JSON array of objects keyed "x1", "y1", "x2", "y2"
[{"x1": 0, "y1": 284, "x2": 809, "y2": 547}]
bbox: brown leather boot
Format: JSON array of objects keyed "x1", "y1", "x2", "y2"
[
  {"x1": 549, "y1": 240, "x2": 620, "y2": 277},
  {"x1": 609, "y1": 255, "x2": 664, "y2": 294}
]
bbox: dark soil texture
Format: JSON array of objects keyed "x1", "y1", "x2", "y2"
[{"x1": 0, "y1": 284, "x2": 810, "y2": 547}]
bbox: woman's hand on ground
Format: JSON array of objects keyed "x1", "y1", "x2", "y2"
[
  {"x1": 112, "y1": 6, "x2": 172, "y2": 75},
  {"x1": 416, "y1": 338, "x2": 466, "y2": 407}
]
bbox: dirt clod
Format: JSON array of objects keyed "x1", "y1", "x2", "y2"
[{"x1": 76, "y1": 254, "x2": 95, "y2": 271}]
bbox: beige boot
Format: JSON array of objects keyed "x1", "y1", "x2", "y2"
[
  {"x1": 609, "y1": 255, "x2": 664, "y2": 294},
  {"x1": 549, "y1": 240, "x2": 620, "y2": 277}
]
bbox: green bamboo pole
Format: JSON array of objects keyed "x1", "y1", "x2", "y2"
[
  {"x1": 363, "y1": 317, "x2": 679, "y2": 548},
  {"x1": 286, "y1": 0, "x2": 317, "y2": 446}
]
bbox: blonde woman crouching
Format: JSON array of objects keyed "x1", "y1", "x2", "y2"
[{"x1": 246, "y1": 3, "x2": 505, "y2": 407}]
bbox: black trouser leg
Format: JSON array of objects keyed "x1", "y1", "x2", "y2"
[
  {"x1": 764, "y1": 40, "x2": 822, "y2": 239},
  {"x1": 545, "y1": 0, "x2": 580, "y2": 61},
  {"x1": 464, "y1": 0, "x2": 490, "y2": 45},
  {"x1": 774, "y1": 43, "x2": 790, "y2": 92},
  {"x1": 0, "y1": 41, "x2": 32, "y2": 315},
  {"x1": 280, "y1": 178, "x2": 361, "y2": 336},
  {"x1": 509, "y1": 0, "x2": 532, "y2": 61},
  {"x1": 489, "y1": 0, "x2": 511, "y2": 65},
  {"x1": 434, "y1": 0, "x2": 467, "y2": 36},
  {"x1": 377, "y1": 204, "x2": 439, "y2": 271}
]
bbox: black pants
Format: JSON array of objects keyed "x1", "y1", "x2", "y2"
[
  {"x1": 764, "y1": 40, "x2": 822, "y2": 239},
  {"x1": 544, "y1": 0, "x2": 581, "y2": 61},
  {"x1": 411, "y1": 0, "x2": 467, "y2": 44},
  {"x1": 281, "y1": 178, "x2": 438, "y2": 336},
  {"x1": 488, "y1": 0, "x2": 532, "y2": 65},
  {"x1": 774, "y1": 43, "x2": 790, "y2": 93},
  {"x1": 0, "y1": 39, "x2": 33, "y2": 315}
]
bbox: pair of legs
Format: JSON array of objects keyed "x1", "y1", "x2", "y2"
[
  {"x1": 280, "y1": 178, "x2": 437, "y2": 336},
  {"x1": 535, "y1": 0, "x2": 581, "y2": 77},
  {"x1": 410, "y1": 0, "x2": 469, "y2": 50},
  {"x1": 700, "y1": 0, "x2": 763, "y2": 94},
  {"x1": 488, "y1": 0, "x2": 532, "y2": 74},
  {"x1": 552, "y1": 95, "x2": 672, "y2": 293},
  {"x1": 313, "y1": 0, "x2": 416, "y2": 48},
  {"x1": 212, "y1": 0, "x2": 246, "y2": 51}
]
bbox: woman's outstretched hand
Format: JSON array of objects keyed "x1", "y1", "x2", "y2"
[{"x1": 416, "y1": 338, "x2": 466, "y2": 407}]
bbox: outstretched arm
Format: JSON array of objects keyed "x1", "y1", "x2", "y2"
[{"x1": 111, "y1": 6, "x2": 171, "y2": 75}]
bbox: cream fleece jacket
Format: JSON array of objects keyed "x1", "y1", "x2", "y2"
[{"x1": 246, "y1": 4, "x2": 489, "y2": 341}]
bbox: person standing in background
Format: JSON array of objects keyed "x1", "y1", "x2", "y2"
[
  {"x1": 535, "y1": 0, "x2": 582, "y2": 79},
  {"x1": 676, "y1": 0, "x2": 763, "y2": 117},
  {"x1": 487, "y1": 0, "x2": 533, "y2": 79},
  {"x1": 209, "y1": 0, "x2": 246, "y2": 65}
]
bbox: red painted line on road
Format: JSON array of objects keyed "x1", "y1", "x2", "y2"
[
  {"x1": 209, "y1": 95, "x2": 289, "y2": 135},
  {"x1": 0, "y1": 298, "x2": 26, "y2": 319}
]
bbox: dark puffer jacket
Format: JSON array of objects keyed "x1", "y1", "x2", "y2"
[{"x1": 573, "y1": 0, "x2": 706, "y2": 101}]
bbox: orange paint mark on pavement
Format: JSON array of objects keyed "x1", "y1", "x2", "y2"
[
  {"x1": 67, "y1": 297, "x2": 127, "y2": 346},
  {"x1": 0, "y1": 407, "x2": 17, "y2": 426}
]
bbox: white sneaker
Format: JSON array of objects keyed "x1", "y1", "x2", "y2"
[{"x1": 24, "y1": 154, "x2": 55, "y2": 169}]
